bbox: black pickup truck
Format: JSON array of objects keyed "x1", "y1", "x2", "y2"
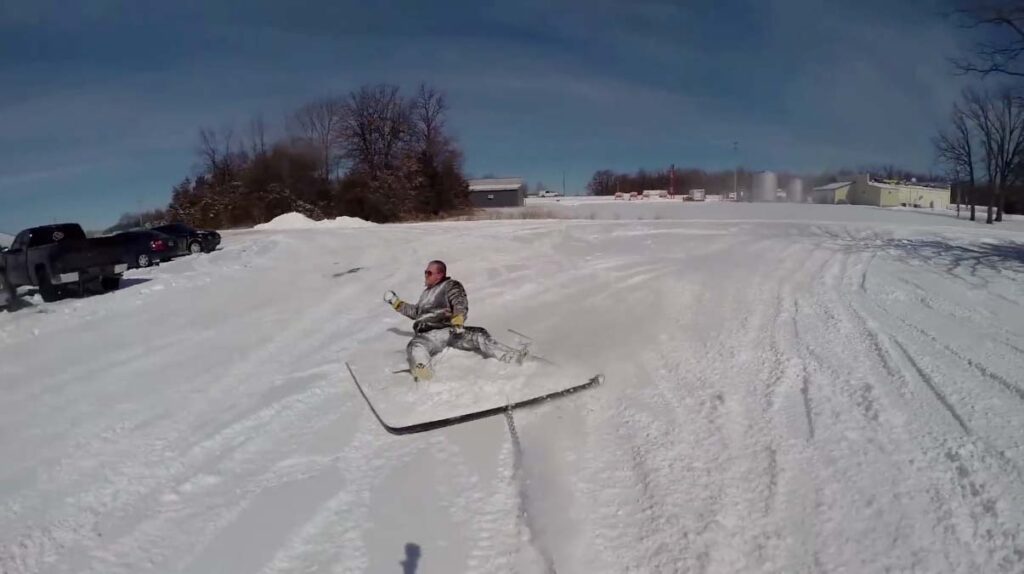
[{"x1": 0, "y1": 223, "x2": 131, "y2": 306}]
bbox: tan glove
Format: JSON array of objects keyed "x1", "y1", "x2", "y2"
[
  {"x1": 384, "y1": 290, "x2": 402, "y2": 310},
  {"x1": 451, "y1": 313, "x2": 465, "y2": 332}
]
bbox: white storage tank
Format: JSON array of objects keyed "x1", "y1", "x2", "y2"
[
  {"x1": 752, "y1": 171, "x2": 777, "y2": 202},
  {"x1": 786, "y1": 178, "x2": 804, "y2": 203}
]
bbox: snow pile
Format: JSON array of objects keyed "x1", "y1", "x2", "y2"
[
  {"x1": 322, "y1": 215, "x2": 376, "y2": 228},
  {"x1": 0, "y1": 232, "x2": 12, "y2": 248},
  {"x1": 253, "y1": 212, "x2": 316, "y2": 230},
  {"x1": 254, "y1": 212, "x2": 376, "y2": 230}
]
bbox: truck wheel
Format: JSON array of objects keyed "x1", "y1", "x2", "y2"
[
  {"x1": 37, "y1": 271, "x2": 61, "y2": 303},
  {"x1": 137, "y1": 253, "x2": 152, "y2": 268},
  {"x1": 189, "y1": 241, "x2": 203, "y2": 255},
  {"x1": 100, "y1": 276, "x2": 121, "y2": 291},
  {"x1": 0, "y1": 272, "x2": 15, "y2": 308}
]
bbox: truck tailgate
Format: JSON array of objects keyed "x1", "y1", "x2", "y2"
[{"x1": 52, "y1": 237, "x2": 130, "y2": 273}]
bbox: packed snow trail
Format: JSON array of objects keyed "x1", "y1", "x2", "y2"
[{"x1": 1, "y1": 204, "x2": 1023, "y2": 573}]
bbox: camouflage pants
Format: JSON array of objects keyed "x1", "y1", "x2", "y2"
[{"x1": 407, "y1": 326, "x2": 517, "y2": 369}]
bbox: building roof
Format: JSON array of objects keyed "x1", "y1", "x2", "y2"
[
  {"x1": 871, "y1": 181, "x2": 950, "y2": 193},
  {"x1": 468, "y1": 178, "x2": 523, "y2": 192},
  {"x1": 813, "y1": 181, "x2": 852, "y2": 191}
]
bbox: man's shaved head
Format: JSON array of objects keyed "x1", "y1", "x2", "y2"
[{"x1": 424, "y1": 260, "x2": 447, "y2": 287}]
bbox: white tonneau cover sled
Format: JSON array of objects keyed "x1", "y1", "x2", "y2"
[{"x1": 345, "y1": 343, "x2": 602, "y2": 435}]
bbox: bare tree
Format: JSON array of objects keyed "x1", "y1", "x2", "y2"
[
  {"x1": 963, "y1": 89, "x2": 1000, "y2": 222},
  {"x1": 994, "y1": 89, "x2": 1024, "y2": 220},
  {"x1": 411, "y1": 83, "x2": 447, "y2": 155},
  {"x1": 336, "y1": 84, "x2": 411, "y2": 178},
  {"x1": 248, "y1": 114, "x2": 267, "y2": 158},
  {"x1": 961, "y1": 87, "x2": 1024, "y2": 223},
  {"x1": 198, "y1": 127, "x2": 221, "y2": 174},
  {"x1": 934, "y1": 102, "x2": 977, "y2": 219},
  {"x1": 197, "y1": 126, "x2": 236, "y2": 184},
  {"x1": 408, "y1": 84, "x2": 468, "y2": 214},
  {"x1": 952, "y1": 1, "x2": 1024, "y2": 77},
  {"x1": 587, "y1": 170, "x2": 617, "y2": 196},
  {"x1": 292, "y1": 97, "x2": 345, "y2": 180}
]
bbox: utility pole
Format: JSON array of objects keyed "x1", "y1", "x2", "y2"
[
  {"x1": 732, "y1": 141, "x2": 738, "y2": 201},
  {"x1": 562, "y1": 171, "x2": 566, "y2": 196}
]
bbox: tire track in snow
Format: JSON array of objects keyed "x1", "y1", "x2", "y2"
[
  {"x1": 891, "y1": 308, "x2": 1024, "y2": 404},
  {"x1": 559, "y1": 333, "x2": 738, "y2": 573},
  {"x1": 426, "y1": 428, "x2": 519, "y2": 574},
  {"x1": 800, "y1": 368, "x2": 814, "y2": 440},
  {"x1": 726, "y1": 239, "x2": 831, "y2": 571},
  {"x1": 616, "y1": 238, "x2": 820, "y2": 573},
  {"x1": 1, "y1": 234, "x2": 391, "y2": 573},
  {"x1": 769, "y1": 247, "x2": 832, "y2": 445},
  {"x1": 864, "y1": 271, "x2": 1024, "y2": 406},
  {"x1": 761, "y1": 244, "x2": 849, "y2": 573},
  {"x1": 253, "y1": 427, "x2": 423, "y2": 573},
  {"x1": 782, "y1": 242, "x2": 987, "y2": 572},
  {"x1": 846, "y1": 255, "x2": 1024, "y2": 484},
  {"x1": 795, "y1": 263, "x2": 883, "y2": 428},
  {"x1": 887, "y1": 338, "x2": 971, "y2": 434},
  {"x1": 503, "y1": 409, "x2": 557, "y2": 574},
  {"x1": 816, "y1": 247, "x2": 1024, "y2": 570}
]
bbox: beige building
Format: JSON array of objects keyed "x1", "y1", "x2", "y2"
[
  {"x1": 812, "y1": 181, "x2": 853, "y2": 204},
  {"x1": 813, "y1": 175, "x2": 950, "y2": 209}
]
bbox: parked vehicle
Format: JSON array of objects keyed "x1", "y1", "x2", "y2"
[
  {"x1": 0, "y1": 223, "x2": 130, "y2": 303},
  {"x1": 150, "y1": 223, "x2": 221, "y2": 256},
  {"x1": 114, "y1": 229, "x2": 177, "y2": 269},
  {"x1": 0, "y1": 268, "x2": 14, "y2": 309}
]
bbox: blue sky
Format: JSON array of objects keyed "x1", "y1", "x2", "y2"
[{"x1": 0, "y1": 0, "x2": 967, "y2": 231}]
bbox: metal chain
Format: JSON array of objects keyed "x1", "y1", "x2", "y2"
[{"x1": 504, "y1": 402, "x2": 520, "y2": 448}]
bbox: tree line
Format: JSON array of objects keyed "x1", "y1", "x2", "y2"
[
  {"x1": 933, "y1": 1, "x2": 1024, "y2": 223},
  {"x1": 108, "y1": 84, "x2": 470, "y2": 232},
  {"x1": 586, "y1": 166, "x2": 941, "y2": 198},
  {"x1": 933, "y1": 88, "x2": 1024, "y2": 223}
]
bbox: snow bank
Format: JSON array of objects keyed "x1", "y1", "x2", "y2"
[
  {"x1": 253, "y1": 212, "x2": 316, "y2": 230},
  {"x1": 253, "y1": 212, "x2": 377, "y2": 230},
  {"x1": 940, "y1": 205, "x2": 1024, "y2": 221},
  {"x1": 323, "y1": 215, "x2": 377, "y2": 228}
]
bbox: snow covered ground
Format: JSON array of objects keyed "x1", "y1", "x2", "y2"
[
  {"x1": 526, "y1": 196, "x2": 1024, "y2": 231},
  {"x1": 2, "y1": 203, "x2": 1024, "y2": 573}
]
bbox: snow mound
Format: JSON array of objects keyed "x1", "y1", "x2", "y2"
[
  {"x1": 323, "y1": 216, "x2": 377, "y2": 228},
  {"x1": 254, "y1": 212, "x2": 376, "y2": 230},
  {"x1": 254, "y1": 212, "x2": 316, "y2": 230}
]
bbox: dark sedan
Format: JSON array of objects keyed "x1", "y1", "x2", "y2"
[
  {"x1": 150, "y1": 223, "x2": 221, "y2": 256},
  {"x1": 114, "y1": 230, "x2": 177, "y2": 269}
]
